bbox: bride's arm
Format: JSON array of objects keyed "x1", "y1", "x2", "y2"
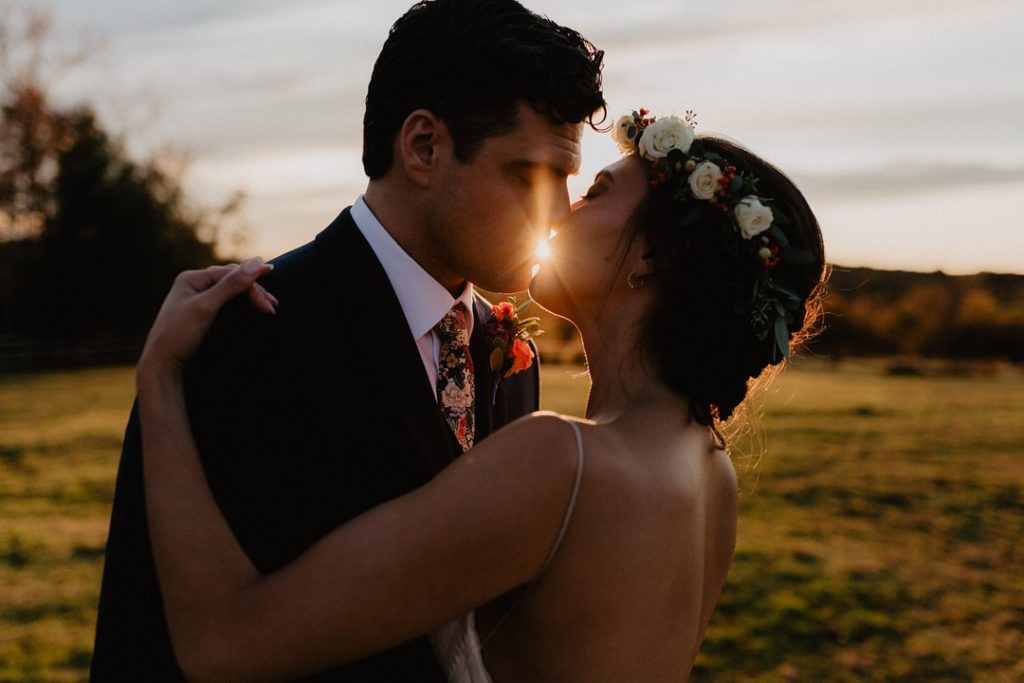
[{"x1": 138, "y1": 262, "x2": 579, "y2": 682}]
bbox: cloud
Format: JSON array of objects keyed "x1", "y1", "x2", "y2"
[
  {"x1": 37, "y1": 0, "x2": 1024, "y2": 271},
  {"x1": 795, "y1": 164, "x2": 1024, "y2": 200}
]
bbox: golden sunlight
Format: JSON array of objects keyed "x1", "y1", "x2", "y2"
[{"x1": 536, "y1": 237, "x2": 552, "y2": 261}]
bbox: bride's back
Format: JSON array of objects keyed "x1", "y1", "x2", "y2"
[{"x1": 479, "y1": 417, "x2": 738, "y2": 681}]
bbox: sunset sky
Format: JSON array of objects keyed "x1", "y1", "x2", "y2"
[{"x1": 39, "y1": 0, "x2": 1024, "y2": 274}]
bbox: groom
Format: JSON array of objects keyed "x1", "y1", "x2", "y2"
[{"x1": 91, "y1": 0, "x2": 605, "y2": 680}]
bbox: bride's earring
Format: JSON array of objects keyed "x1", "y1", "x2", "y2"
[{"x1": 627, "y1": 271, "x2": 646, "y2": 290}]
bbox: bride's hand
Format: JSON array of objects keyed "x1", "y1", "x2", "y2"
[{"x1": 138, "y1": 257, "x2": 277, "y2": 382}]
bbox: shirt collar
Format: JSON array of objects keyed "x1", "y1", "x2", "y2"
[{"x1": 351, "y1": 196, "x2": 475, "y2": 340}]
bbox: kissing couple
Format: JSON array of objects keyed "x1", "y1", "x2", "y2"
[{"x1": 92, "y1": 0, "x2": 826, "y2": 680}]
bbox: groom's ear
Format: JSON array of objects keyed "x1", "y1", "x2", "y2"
[{"x1": 397, "y1": 109, "x2": 450, "y2": 188}]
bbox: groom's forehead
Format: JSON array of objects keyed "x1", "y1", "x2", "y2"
[{"x1": 496, "y1": 121, "x2": 583, "y2": 177}]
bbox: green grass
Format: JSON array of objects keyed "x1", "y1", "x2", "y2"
[
  {"x1": 2, "y1": 361, "x2": 1023, "y2": 681},
  {"x1": 0, "y1": 368, "x2": 133, "y2": 683}
]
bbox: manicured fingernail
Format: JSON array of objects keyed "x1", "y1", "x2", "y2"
[
  {"x1": 242, "y1": 257, "x2": 264, "y2": 274},
  {"x1": 266, "y1": 263, "x2": 275, "y2": 271}
]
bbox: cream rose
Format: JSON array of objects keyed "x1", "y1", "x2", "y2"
[
  {"x1": 611, "y1": 114, "x2": 637, "y2": 154},
  {"x1": 637, "y1": 116, "x2": 694, "y2": 160},
  {"x1": 734, "y1": 196, "x2": 774, "y2": 239},
  {"x1": 688, "y1": 161, "x2": 723, "y2": 200}
]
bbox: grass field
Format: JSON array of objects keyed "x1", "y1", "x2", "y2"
[{"x1": 2, "y1": 361, "x2": 1023, "y2": 681}]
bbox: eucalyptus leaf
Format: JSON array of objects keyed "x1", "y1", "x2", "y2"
[
  {"x1": 767, "y1": 226, "x2": 790, "y2": 246},
  {"x1": 774, "y1": 316, "x2": 790, "y2": 359},
  {"x1": 780, "y1": 245, "x2": 816, "y2": 266},
  {"x1": 766, "y1": 280, "x2": 802, "y2": 301},
  {"x1": 728, "y1": 176, "x2": 744, "y2": 193}
]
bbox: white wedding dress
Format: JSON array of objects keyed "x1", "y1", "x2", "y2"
[{"x1": 430, "y1": 419, "x2": 586, "y2": 683}]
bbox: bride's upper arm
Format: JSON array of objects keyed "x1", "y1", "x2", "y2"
[{"x1": 193, "y1": 412, "x2": 579, "y2": 682}]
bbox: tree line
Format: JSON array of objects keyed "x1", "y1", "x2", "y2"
[
  {"x1": 811, "y1": 267, "x2": 1024, "y2": 361},
  {"x1": 527, "y1": 268, "x2": 1024, "y2": 365},
  {"x1": 0, "y1": 7, "x2": 236, "y2": 369}
]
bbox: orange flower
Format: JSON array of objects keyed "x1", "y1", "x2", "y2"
[
  {"x1": 493, "y1": 301, "x2": 515, "y2": 321},
  {"x1": 505, "y1": 338, "x2": 534, "y2": 377}
]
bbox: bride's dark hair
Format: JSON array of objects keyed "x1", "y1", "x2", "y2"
[{"x1": 628, "y1": 136, "x2": 826, "y2": 429}]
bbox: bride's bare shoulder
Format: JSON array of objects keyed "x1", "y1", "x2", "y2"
[
  {"x1": 489, "y1": 410, "x2": 587, "y2": 443},
  {"x1": 710, "y1": 442, "x2": 739, "y2": 497},
  {"x1": 449, "y1": 411, "x2": 583, "y2": 479}
]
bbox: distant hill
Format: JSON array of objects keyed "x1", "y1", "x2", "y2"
[{"x1": 817, "y1": 266, "x2": 1024, "y2": 360}]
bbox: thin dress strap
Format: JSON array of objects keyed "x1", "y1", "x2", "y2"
[{"x1": 480, "y1": 417, "x2": 585, "y2": 648}]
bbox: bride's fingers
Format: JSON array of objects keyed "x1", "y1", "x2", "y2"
[
  {"x1": 204, "y1": 257, "x2": 274, "y2": 311},
  {"x1": 255, "y1": 282, "x2": 279, "y2": 307},
  {"x1": 246, "y1": 281, "x2": 278, "y2": 315},
  {"x1": 177, "y1": 264, "x2": 240, "y2": 294}
]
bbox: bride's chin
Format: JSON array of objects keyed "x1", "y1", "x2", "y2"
[{"x1": 528, "y1": 272, "x2": 572, "y2": 321}]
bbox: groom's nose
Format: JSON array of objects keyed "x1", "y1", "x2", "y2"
[{"x1": 546, "y1": 183, "x2": 572, "y2": 229}]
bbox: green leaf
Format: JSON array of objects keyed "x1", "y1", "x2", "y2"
[
  {"x1": 780, "y1": 245, "x2": 815, "y2": 266},
  {"x1": 728, "y1": 176, "x2": 744, "y2": 193},
  {"x1": 766, "y1": 280, "x2": 802, "y2": 301},
  {"x1": 767, "y1": 226, "x2": 790, "y2": 246},
  {"x1": 774, "y1": 316, "x2": 790, "y2": 359}
]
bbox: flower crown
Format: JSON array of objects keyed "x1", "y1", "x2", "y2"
[{"x1": 611, "y1": 109, "x2": 815, "y2": 359}]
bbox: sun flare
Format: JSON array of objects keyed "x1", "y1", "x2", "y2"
[{"x1": 536, "y1": 237, "x2": 552, "y2": 261}]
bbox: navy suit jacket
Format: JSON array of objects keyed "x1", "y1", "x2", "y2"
[{"x1": 91, "y1": 208, "x2": 541, "y2": 681}]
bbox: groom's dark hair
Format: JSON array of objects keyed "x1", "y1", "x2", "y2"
[{"x1": 362, "y1": 0, "x2": 606, "y2": 179}]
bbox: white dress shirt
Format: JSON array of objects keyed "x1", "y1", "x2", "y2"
[{"x1": 350, "y1": 196, "x2": 476, "y2": 395}]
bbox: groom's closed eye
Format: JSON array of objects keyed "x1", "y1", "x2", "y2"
[{"x1": 507, "y1": 161, "x2": 574, "y2": 188}]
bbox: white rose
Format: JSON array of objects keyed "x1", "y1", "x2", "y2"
[
  {"x1": 688, "y1": 161, "x2": 723, "y2": 200},
  {"x1": 610, "y1": 114, "x2": 637, "y2": 154},
  {"x1": 637, "y1": 116, "x2": 695, "y2": 160},
  {"x1": 734, "y1": 196, "x2": 774, "y2": 239}
]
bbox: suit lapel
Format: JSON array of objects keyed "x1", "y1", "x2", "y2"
[{"x1": 314, "y1": 209, "x2": 457, "y2": 475}]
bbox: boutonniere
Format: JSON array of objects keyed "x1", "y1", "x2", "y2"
[{"x1": 486, "y1": 297, "x2": 542, "y2": 379}]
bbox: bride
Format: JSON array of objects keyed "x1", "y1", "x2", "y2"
[{"x1": 137, "y1": 110, "x2": 825, "y2": 681}]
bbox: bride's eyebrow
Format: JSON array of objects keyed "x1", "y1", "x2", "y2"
[{"x1": 593, "y1": 170, "x2": 615, "y2": 185}]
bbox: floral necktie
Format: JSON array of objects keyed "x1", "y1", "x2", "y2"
[{"x1": 436, "y1": 303, "x2": 475, "y2": 452}]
